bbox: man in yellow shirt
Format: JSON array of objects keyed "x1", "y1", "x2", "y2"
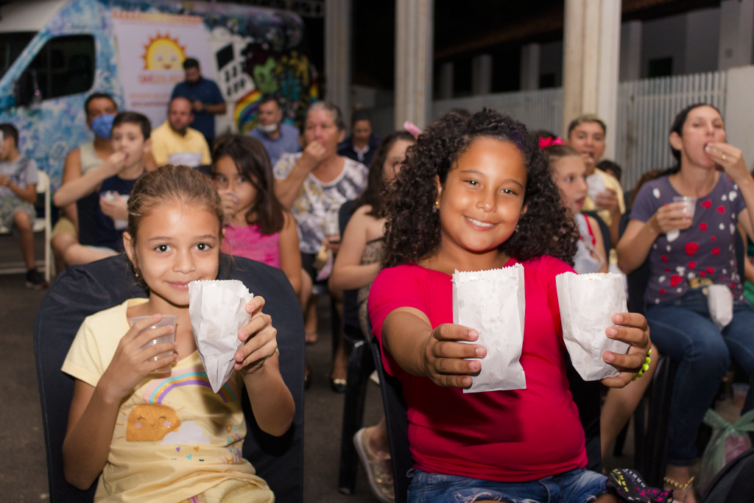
[
  {"x1": 567, "y1": 114, "x2": 625, "y2": 248},
  {"x1": 151, "y1": 97, "x2": 212, "y2": 168}
]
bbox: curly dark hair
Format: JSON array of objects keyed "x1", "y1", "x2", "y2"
[{"x1": 382, "y1": 108, "x2": 578, "y2": 268}]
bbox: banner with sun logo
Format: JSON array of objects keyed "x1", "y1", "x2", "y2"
[{"x1": 111, "y1": 10, "x2": 214, "y2": 128}]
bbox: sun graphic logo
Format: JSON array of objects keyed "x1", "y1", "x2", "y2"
[{"x1": 142, "y1": 32, "x2": 186, "y2": 71}]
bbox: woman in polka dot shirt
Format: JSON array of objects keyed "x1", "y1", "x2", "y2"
[{"x1": 617, "y1": 103, "x2": 754, "y2": 502}]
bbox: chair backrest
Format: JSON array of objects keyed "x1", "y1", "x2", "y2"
[
  {"x1": 583, "y1": 210, "x2": 611, "y2": 254},
  {"x1": 619, "y1": 212, "x2": 651, "y2": 315},
  {"x1": 338, "y1": 199, "x2": 361, "y2": 332},
  {"x1": 35, "y1": 254, "x2": 304, "y2": 502},
  {"x1": 369, "y1": 335, "x2": 412, "y2": 503},
  {"x1": 37, "y1": 170, "x2": 49, "y2": 194}
]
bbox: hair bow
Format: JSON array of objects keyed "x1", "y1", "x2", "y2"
[{"x1": 539, "y1": 136, "x2": 566, "y2": 148}]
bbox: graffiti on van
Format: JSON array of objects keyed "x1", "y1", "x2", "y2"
[{"x1": 0, "y1": 0, "x2": 316, "y2": 188}]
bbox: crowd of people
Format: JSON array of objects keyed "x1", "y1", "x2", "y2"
[{"x1": 2, "y1": 54, "x2": 753, "y2": 502}]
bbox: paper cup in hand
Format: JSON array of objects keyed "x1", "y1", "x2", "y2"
[
  {"x1": 586, "y1": 172, "x2": 607, "y2": 203},
  {"x1": 188, "y1": 280, "x2": 254, "y2": 392},
  {"x1": 556, "y1": 272, "x2": 630, "y2": 381},
  {"x1": 130, "y1": 315, "x2": 177, "y2": 374},
  {"x1": 452, "y1": 264, "x2": 526, "y2": 393}
]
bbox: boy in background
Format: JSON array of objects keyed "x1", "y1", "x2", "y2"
[
  {"x1": 53, "y1": 112, "x2": 151, "y2": 265},
  {"x1": 0, "y1": 123, "x2": 47, "y2": 289}
]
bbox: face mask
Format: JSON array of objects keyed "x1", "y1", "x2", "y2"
[
  {"x1": 258, "y1": 122, "x2": 278, "y2": 134},
  {"x1": 91, "y1": 114, "x2": 116, "y2": 140}
]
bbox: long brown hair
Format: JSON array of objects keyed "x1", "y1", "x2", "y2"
[
  {"x1": 211, "y1": 135, "x2": 286, "y2": 235},
  {"x1": 353, "y1": 131, "x2": 415, "y2": 218}
]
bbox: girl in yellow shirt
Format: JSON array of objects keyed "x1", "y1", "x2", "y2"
[{"x1": 61, "y1": 165, "x2": 294, "y2": 502}]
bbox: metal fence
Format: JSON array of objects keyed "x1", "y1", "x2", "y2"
[
  {"x1": 431, "y1": 88, "x2": 564, "y2": 135},
  {"x1": 615, "y1": 71, "x2": 727, "y2": 189},
  {"x1": 368, "y1": 71, "x2": 728, "y2": 191}
]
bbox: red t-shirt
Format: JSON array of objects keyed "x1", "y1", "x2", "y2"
[{"x1": 368, "y1": 255, "x2": 587, "y2": 482}]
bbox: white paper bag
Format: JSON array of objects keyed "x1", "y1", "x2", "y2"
[
  {"x1": 452, "y1": 264, "x2": 526, "y2": 393},
  {"x1": 586, "y1": 172, "x2": 607, "y2": 203},
  {"x1": 556, "y1": 272, "x2": 630, "y2": 381},
  {"x1": 188, "y1": 280, "x2": 254, "y2": 392},
  {"x1": 708, "y1": 284, "x2": 733, "y2": 330}
]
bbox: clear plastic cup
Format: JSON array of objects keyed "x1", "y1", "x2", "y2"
[
  {"x1": 733, "y1": 383, "x2": 750, "y2": 408},
  {"x1": 673, "y1": 196, "x2": 697, "y2": 220},
  {"x1": 129, "y1": 315, "x2": 177, "y2": 374}
]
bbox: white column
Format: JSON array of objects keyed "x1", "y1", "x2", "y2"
[
  {"x1": 725, "y1": 65, "x2": 754, "y2": 167},
  {"x1": 325, "y1": 0, "x2": 351, "y2": 119},
  {"x1": 718, "y1": 0, "x2": 754, "y2": 71},
  {"x1": 620, "y1": 20, "x2": 642, "y2": 81},
  {"x1": 395, "y1": 0, "x2": 434, "y2": 129},
  {"x1": 471, "y1": 54, "x2": 493, "y2": 95},
  {"x1": 439, "y1": 62, "x2": 454, "y2": 100},
  {"x1": 520, "y1": 43, "x2": 540, "y2": 91},
  {"x1": 562, "y1": 0, "x2": 621, "y2": 159}
]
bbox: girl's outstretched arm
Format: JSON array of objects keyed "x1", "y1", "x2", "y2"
[
  {"x1": 235, "y1": 297, "x2": 295, "y2": 436},
  {"x1": 63, "y1": 316, "x2": 178, "y2": 489},
  {"x1": 382, "y1": 307, "x2": 486, "y2": 388}
]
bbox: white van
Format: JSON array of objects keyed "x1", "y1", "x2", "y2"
[{"x1": 0, "y1": 0, "x2": 316, "y2": 188}]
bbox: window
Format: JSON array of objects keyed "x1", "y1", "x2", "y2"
[
  {"x1": 27, "y1": 34, "x2": 95, "y2": 100},
  {"x1": 539, "y1": 73, "x2": 556, "y2": 89},
  {"x1": 648, "y1": 57, "x2": 673, "y2": 78},
  {"x1": 0, "y1": 32, "x2": 36, "y2": 80}
]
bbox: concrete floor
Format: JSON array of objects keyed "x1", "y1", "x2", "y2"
[{"x1": 0, "y1": 232, "x2": 744, "y2": 501}]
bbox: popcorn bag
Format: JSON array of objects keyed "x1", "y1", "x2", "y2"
[
  {"x1": 556, "y1": 272, "x2": 629, "y2": 381},
  {"x1": 452, "y1": 264, "x2": 526, "y2": 393},
  {"x1": 188, "y1": 280, "x2": 254, "y2": 392}
]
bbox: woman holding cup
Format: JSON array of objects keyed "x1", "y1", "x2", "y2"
[
  {"x1": 273, "y1": 101, "x2": 368, "y2": 389},
  {"x1": 617, "y1": 104, "x2": 754, "y2": 501}
]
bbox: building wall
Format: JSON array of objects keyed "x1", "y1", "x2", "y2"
[
  {"x1": 641, "y1": 13, "x2": 687, "y2": 77},
  {"x1": 685, "y1": 8, "x2": 720, "y2": 74},
  {"x1": 539, "y1": 40, "x2": 563, "y2": 88}
]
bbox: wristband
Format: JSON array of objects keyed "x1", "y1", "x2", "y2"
[{"x1": 632, "y1": 348, "x2": 651, "y2": 381}]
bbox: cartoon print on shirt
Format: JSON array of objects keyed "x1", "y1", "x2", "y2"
[{"x1": 126, "y1": 404, "x2": 181, "y2": 442}]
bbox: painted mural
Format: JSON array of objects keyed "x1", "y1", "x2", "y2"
[{"x1": 0, "y1": 0, "x2": 317, "y2": 188}]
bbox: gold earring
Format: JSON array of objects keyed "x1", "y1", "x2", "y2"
[{"x1": 435, "y1": 199, "x2": 440, "y2": 209}]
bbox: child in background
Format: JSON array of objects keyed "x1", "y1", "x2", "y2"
[
  {"x1": 53, "y1": 112, "x2": 152, "y2": 265},
  {"x1": 62, "y1": 165, "x2": 294, "y2": 502},
  {"x1": 0, "y1": 123, "x2": 47, "y2": 289},
  {"x1": 545, "y1": 138, "x2": 660, "y2": 463},
  {"x1": 329, "y1": 131, "x2": 415, "y2": 503},
  {"x1": 212, "y1": 135, "x2": 303, "y2": 295},
  {"x1": 369, "y1": 110, "x2": 651, "y2": 502},
  {"x1": 545, "y1": 141, "x2": 608, "y2": 274}
]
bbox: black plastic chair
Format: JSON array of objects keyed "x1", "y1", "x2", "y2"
[
  {"x1": 369, "y1": 334, "x2": 412, "y2": 503},
  {"x1": 336, "y1": 199, "x2": 380, "y2": 495},
  {"x1": 34, "y1": 254, "x2": 305, "y2": 502}
]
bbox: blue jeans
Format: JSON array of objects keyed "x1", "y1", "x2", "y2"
[
  {"x1": 407, "y1": 468, "x2": 607, "y2": 503},
  {"x1": 645, "y1": 289, "x2": 754, "y2": 466}
]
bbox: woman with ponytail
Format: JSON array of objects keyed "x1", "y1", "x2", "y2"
[{"x1": 617, "y1": 104, "x2": 754, "y2": 501}]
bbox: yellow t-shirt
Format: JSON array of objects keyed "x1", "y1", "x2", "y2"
[
  {"x1": 582, "y1": 168, "x2": 626, "y2": 226},
  {"x1": 151, "y1": 121, "x2": 212, "y2": 168},
  {"x1": 61, "y1": 299, "x2": 273, "y2": 503}
]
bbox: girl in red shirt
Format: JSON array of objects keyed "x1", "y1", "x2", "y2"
[{"x1": 368, "y1": 110, "x2": 651, "y2": 503}]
